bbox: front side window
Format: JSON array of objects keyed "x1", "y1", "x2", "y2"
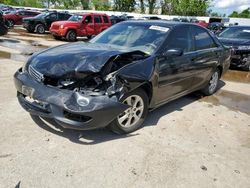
[
  {"x1": 194, "y1": 27, "x2": 217, "y2": 50},
  {"x1": 166, "y1": 26, "x2": 193, "y2": 53},
  {"x1": 48, "y1": 13, "x2": 57, "y2": 21}
]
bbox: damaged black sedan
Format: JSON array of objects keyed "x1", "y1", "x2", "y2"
[
  {"x1": 218, "y1": 26, "x2": 250, "y2": 71},
  {"x1": 14, "y1": 21, "x2": 231, "y2": 134}
]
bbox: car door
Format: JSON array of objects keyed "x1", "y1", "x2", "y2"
[
  {"x1": 16, "y1": 11, "x2": 25, "y2": 24},
  {"x1": 45, "y1": 13, "x2": 57, "y2": 28},
  {"x1": 157, "y1": 25, "x2": 196, "y2": 103},
  {"x1": 190, "y1": 26, "x2": 220, "y2": 89},
  {"x1": 81, "y1": 15, "x2": 95, "y2": 36}
]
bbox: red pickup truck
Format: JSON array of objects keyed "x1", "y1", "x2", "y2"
[
  {"x1": 50, "y1": 13, "x2": 112, "y2": 41},
  {"x1": 4, "y1": 10, "x2": 40, "y2": 27}
]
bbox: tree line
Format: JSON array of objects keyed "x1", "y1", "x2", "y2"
[
  {"x1": 0, "y1": 0, "x2": 211, "y2": 15},
  {"x1": 1, "y1": 0, "x2": 249, "y2": 18}
]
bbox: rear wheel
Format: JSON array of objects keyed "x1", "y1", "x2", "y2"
[
  {"x1": 109, "y1": 89, "x2": 148, "y2": 134},
  {"x1": 202, "y1": 68, "x2": 220, "y2": 96},
  {"x1": 66, "y1": 30, "x2": 77, "y2": 42},
  {"x1": 243, "y1": 64, "x2": 250, "y2": 71},
  {"x1": 36, "y1": 24, "x2": 45, "y2": 34}
]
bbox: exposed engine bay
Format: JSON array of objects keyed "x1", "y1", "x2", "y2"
[{"x1": 30, "y1": 50, "x2": 149, "y2": 97}]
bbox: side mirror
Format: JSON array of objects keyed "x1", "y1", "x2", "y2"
[{"x1": 163, "y1": 48, "x2": 183, "y2": 57}]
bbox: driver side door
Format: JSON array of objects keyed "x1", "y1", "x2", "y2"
[
  {"x1": 156, "y1": 25, "x2": 196, "y2": 104},
  {"x1": 81, "y1": 15, "x2": 95, "y2": 36}
]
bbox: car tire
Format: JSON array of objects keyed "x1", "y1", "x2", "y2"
[
  {"x1": 36, "y1": 24, "x2": 45, "y2": 34},
  {"x1": 202, "y1": 68, "x2": 220, "y2": 96},
  {"x1": 109, "y1": 88, "x2": 149, "y2": 134},
  {"x1": 53, "y1": 35, "x2": 62, "y2": 40},
  {"x1": 66, "y1": 30, "x2": 77, "y2": 42},
  {"x1": 7, "y1": 19, "x2": 14, "y2": 27},
  {"x1": 243, "y1": 64, "x2": 250, "y2": 71}
]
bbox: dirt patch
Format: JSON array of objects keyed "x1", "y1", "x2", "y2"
[
  {"x1": 222, "y1": 70, "x2": 250, "y2": 84},
  {"x1": 200, "y1": 90, "x2": 250, "y2": 114}
]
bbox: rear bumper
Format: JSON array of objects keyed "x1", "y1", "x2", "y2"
[{"x1": 14, "y1": 68, "x2": 129, "y2": 130}]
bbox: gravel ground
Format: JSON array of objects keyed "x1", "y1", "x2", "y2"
[{"x1": 0, "y1": 27, "x2": 250, "y2": 188}]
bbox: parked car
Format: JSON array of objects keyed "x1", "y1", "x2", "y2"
[
  {"x1": 23, "y1": 11, "x2": 72, "y2": 34},
  {"x1": 195, "y1": 20, "x2": 209, "y2": 28},
  {"x1": 218, "y1": 26, "x2": 250, "y2": 71},
  {"x1": 14, "y1": 21, "x2": 230, "y2": 134},
  {"x1": 50, "y1": 13, "x2": 112, "y2": 41},
  {"x1": 3, "y1": 10, "x2": 40, "y2": 27},
  {"x1": 110, "y1": 15, "x2": 127, "y2": 25},
  {"x1": 208, "y1": 22, "x2": 227, "y2": 34},
  {"x1": 0, "y1": 11, "x2": 8, "y2": 36}
]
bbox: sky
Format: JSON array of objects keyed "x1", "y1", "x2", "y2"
[{"x1": 211, "y1": 0, "x2": 250, "y2": 15}]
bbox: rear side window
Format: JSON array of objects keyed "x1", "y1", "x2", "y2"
[
  {"x1": 103, "y1": 16, "x2": 109, "y2": 23},
  {"x1": 166, "y1": 26, "x2": 193, "y2": 53},
  {"x1": 193, "y1": 27, "x2": 217, "y2": 50},
  {"x1": 94, "y1": 16, "x2": 102, "y2": 23}
]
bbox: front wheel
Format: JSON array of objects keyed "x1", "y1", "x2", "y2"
[
  {"x1": 66, "y1": 30, "x2": 77, "y2": 42},
  {"x1": 36, "y1": 24, "x2": 45, "y2": 34},
  {"x1": 202, "y1": 69, "x2": 220, "y2": 96},
  {"x1": 243, "y1": 64, "x2": 250, "y2": 71},
  {"x1": 109, "y1": 89, "x2": 148, "y2": 134}
]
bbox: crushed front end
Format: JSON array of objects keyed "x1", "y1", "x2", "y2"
[
  {"x1": 231, "y1": 46, "x2": 250, "y2": 71},
  {"x1": 13, "y1": 43, "x2": 150, "y2": 130},
  {"x1": 14, "y1": 67, "x2": 130, "y2": 130}
]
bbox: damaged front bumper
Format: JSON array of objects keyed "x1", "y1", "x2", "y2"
[{"x1": 14, "y1": 68, "x2": 129, "y2": 130}]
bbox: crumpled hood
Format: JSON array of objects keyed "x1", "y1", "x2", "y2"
[
  {"x1": 27, "y1": 42, "x2": 129, "y2": 77},
  {"x1": 218, "y1": 37, "x2": 250, "y2": 47}
]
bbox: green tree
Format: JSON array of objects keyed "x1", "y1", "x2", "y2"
[
  {"x1": 113, "y1": 0, "x2": 136, "y2": 12},
  {"x1": 92, "y1": 0, "x2": 110, "y2": 10},
  {"x1": 229, "y1": 8, "x2": 250, "y2": 18},
  {"x1": 139, "y1": 0, "x2": 145, "y2": 13}
]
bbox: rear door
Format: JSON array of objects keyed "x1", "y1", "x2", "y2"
[
  {"x1": 157, "y1": 25, "x2": 196, "y2": 103},
  {"x1": 93, "y1": 15, "x2": 102, "y2": 34},
  {"x1": 190, "y1": 26, "x2": 220, "y2": 89},
  {"x1": 102, "y1": 15, "x2": 110, "y2": 30}
]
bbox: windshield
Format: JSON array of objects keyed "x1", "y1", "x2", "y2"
[
  {"x1": 219, "y1": 27, "x2": 250, "y2": 39},
  {"x1": 90, "y1": 23, "x2": 169, "y2": 55},
  {"x1": 68, "y1": 14, "x2": 83, "y2": 22},
  {"x1": 34, "y1": 12, "x2": 49, "y2": 18}
]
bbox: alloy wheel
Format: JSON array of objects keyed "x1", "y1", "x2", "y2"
[
  {"x1": 118, "y1": 95, "x2": 144, "y2": 128},
  {"x1": 209, "y1": 71, "x2": 219, "y2": 93}
]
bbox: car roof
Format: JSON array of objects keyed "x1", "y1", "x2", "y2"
[
  {"x1": 118, "y1": 20, "x2": 193, "y2": 28},
  {"x1": 75, "y1": 13, "x2": 108, "y2": 16}
]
